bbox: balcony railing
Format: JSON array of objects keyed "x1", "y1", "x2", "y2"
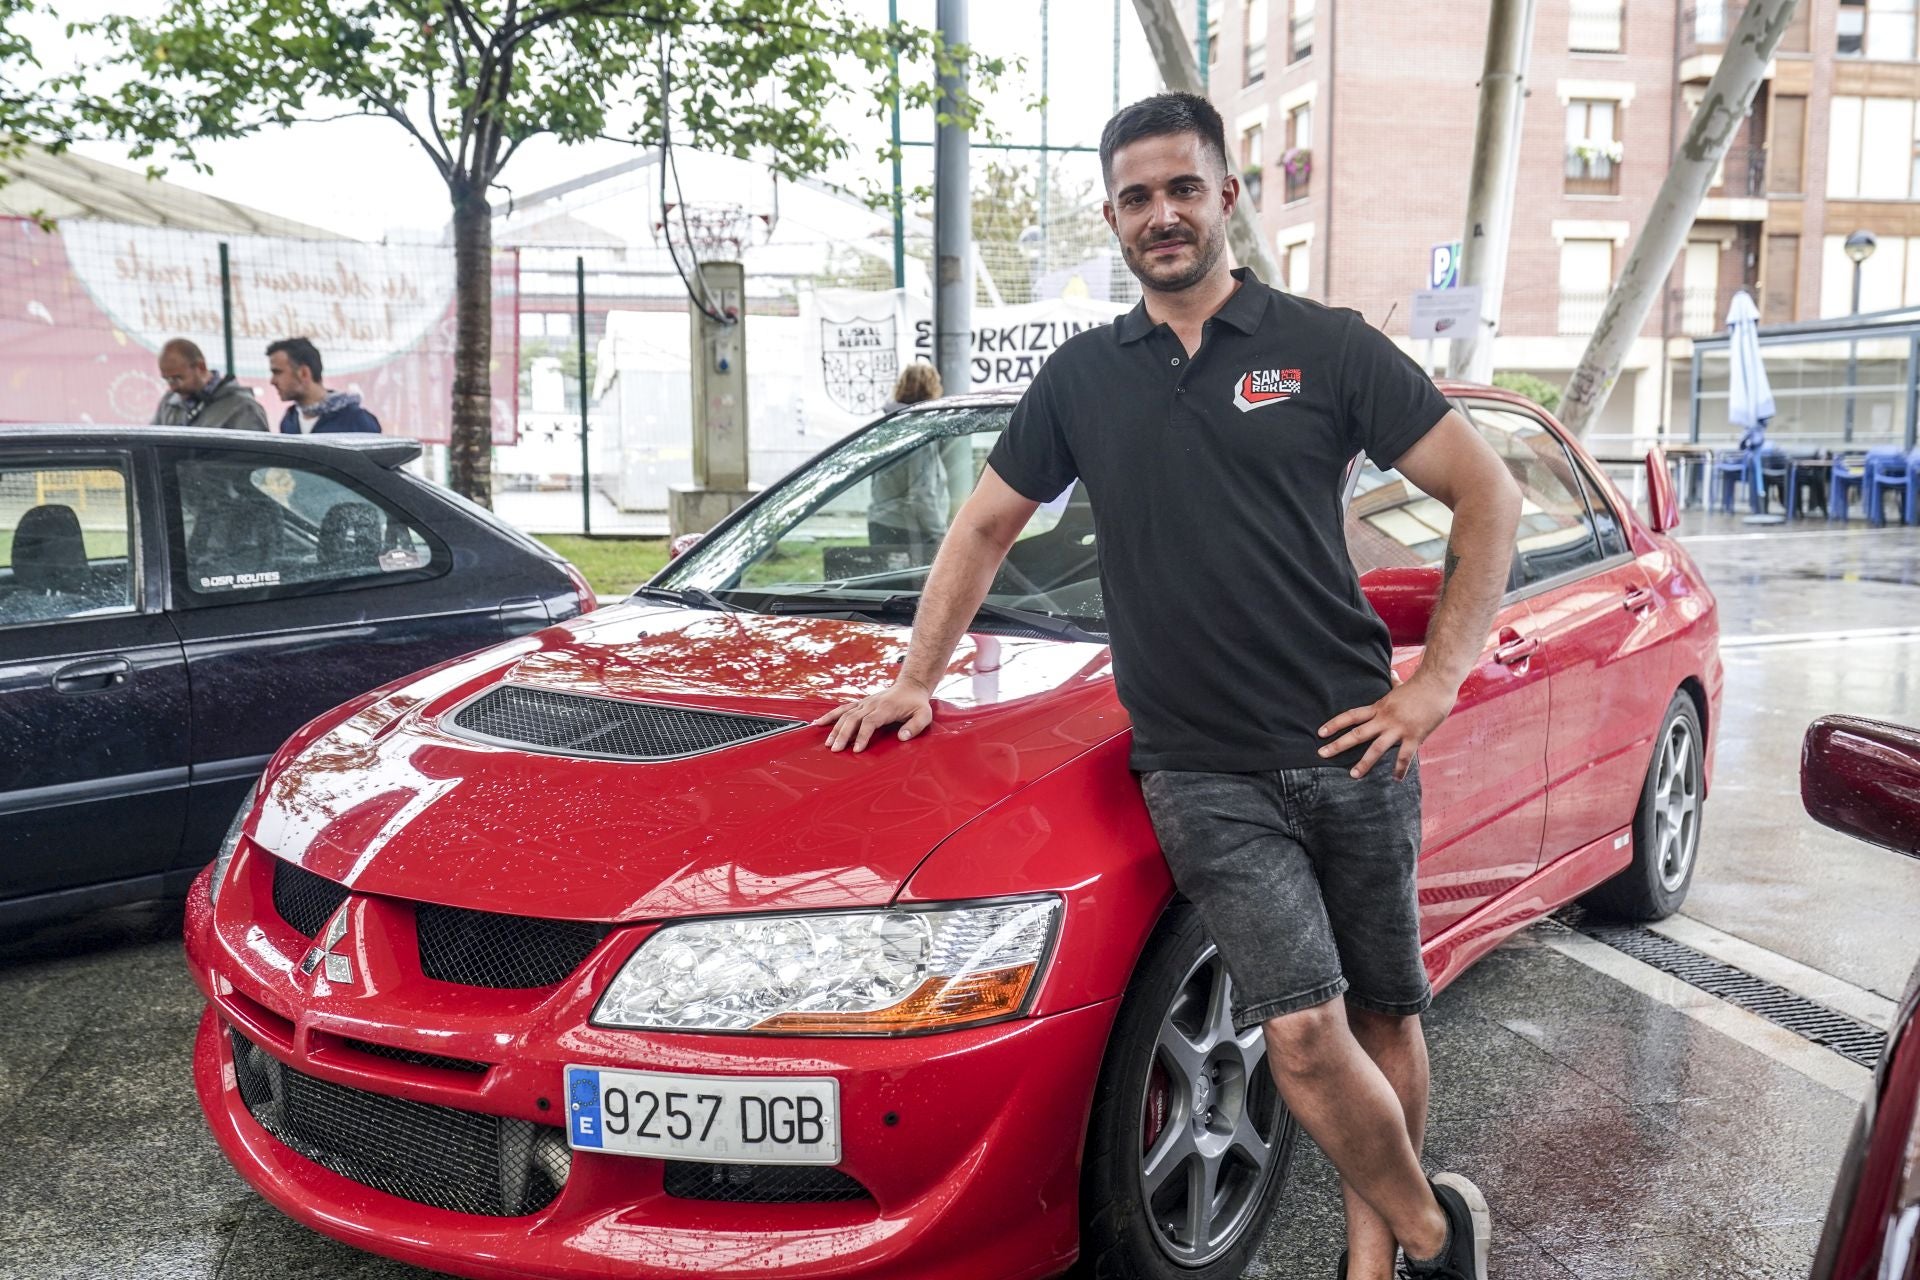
[
  {"x1": 1710, "y1": 144, "x2": 1768, "y2": 199},
  {"x1": 1676, "y1": 285, "x2": 1722, "y2": 338},
  {"x1": 1569, "y1": 0, "x2": 1625, "y2": 53},
  {"x1": 1683, "y1": 2, "x2": 1807, "y2": 55},
  {"x1": 1290, "y1": 12, "x2": 1314, "y2": 61},
  {"x1": 1559, "y1": 290, "x2": 1611, "y2": 335},
  {"x1": 1565, "y1": 151, "x2": 1622, "y2": 196},
  {"x1": 1284, "y1": 168, "x2": 1310, "y2": 204}
]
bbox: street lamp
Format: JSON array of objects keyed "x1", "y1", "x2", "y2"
[{"x1": 1843, "y1": 229, "x2": 1877, "y2": 443}]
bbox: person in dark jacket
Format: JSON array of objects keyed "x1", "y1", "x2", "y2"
[
  {"x1": 150, "y1": 338, "x2": 269, "y2": 430},
  {"x1": 266, "y1": 336, "x2": 382, "y2": 434}
]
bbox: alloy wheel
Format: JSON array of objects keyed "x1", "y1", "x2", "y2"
[{"x1": 1653, "y1": 715, "x2": 1702, "y2": 893}]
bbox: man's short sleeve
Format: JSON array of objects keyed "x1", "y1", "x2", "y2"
[
  {"x1": 1340, "y1": 312, "x2": 1453, "y2": 470},
  {"x1": 986, "y1": 363, "x2": 1078, "y2": 501}
]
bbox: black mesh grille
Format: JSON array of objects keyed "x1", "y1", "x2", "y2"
[
  {"x1": 272, "y1": 860, "x2": 351, "y2": 938},
  {"x1": 449, "y1": 685, "x2": 797, "y2": 760},
  {"x1": 417, "y1": 903, "x2": 608, "y2": 989},
  {"x1": 662, "y1": 1161, "x2": 871, "y2": 1204},
  {"x1": 343, "y1": 1038, "x2": 490, "y2": 1075},
  {"x1": 227, "y1": 1028, "x2": 567, "y2": 1217}
]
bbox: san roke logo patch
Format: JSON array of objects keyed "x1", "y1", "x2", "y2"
[{"x1": 1231, "y1": 368, "x2": 1303, "y2": 413}]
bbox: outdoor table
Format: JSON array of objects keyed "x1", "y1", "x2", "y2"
[
  {"x1": 1785, "y1": 457, "x2": 1833, "y2": 520},
  {"x1": 1662, "y1": 444, "x2": 1716, "y2": 509}
]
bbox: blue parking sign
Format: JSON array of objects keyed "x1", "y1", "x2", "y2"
[{"x1": 1430, "y1": 242, "x2": 1461, "y2": 291}]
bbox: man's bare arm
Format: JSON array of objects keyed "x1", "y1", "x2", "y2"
[
  {"x1": 1317, "y1": 411, "x2": 1521, "y2": 779},
  {"x1": 814, "y1": 466, "x2": 1042, "y2": 752}
]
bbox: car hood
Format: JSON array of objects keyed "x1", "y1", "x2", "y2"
[{"x1": 250, "y1": 602, "x2": 1126, "y2": 922}]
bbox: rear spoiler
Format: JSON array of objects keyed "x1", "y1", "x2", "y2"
[{"x1": 320, "y1": 437, "x2": 424, "y2": 468}]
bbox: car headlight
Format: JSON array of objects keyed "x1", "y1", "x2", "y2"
[
  {"x1": 207, "y1": 781, "x2": 259, "y2": 905},
  {"x1": 592, "y1": 897, "x2": 1062, "y2": 1036}
]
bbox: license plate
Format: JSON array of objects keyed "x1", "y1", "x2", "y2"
[{"x1": 564, "y1": 1065, "x2": 840, "y2": 1164}]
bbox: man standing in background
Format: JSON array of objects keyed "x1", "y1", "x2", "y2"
[
  {"x1": 266, "y1": 337, "x2": 382, "y2": 434},
  {"x1": 150, "y1": 338, "x2": 269, "y2": 430}
]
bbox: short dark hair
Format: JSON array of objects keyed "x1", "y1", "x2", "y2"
[
  {"x1": 267, "y1": 336, "x2": 323, "y2": 382},
  {"x1": 1098, "y1": 92, "x2": 1230, "y2": 191},
  {"x1": 159, "y1": 337, "x2": 206, "y2": 366}
]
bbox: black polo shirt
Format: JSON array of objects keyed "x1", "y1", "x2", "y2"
[{"x1": 986, "y1": 268, "x2": 1450, "y2": 773}]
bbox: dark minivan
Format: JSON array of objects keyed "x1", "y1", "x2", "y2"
[{"x1": 0, "y1": 426, "x2": 594, "y2": 927}]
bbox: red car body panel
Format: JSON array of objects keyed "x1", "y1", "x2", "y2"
[{"x1": 186, "y1": 385, "x2": 1724, "y2": 1280}]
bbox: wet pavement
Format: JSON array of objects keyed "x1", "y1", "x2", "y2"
[{"x1": 2, "y1": 511, "x2": 1915, "y2": 1280}]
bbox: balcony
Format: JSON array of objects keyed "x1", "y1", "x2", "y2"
[
  {"x1": 1565, "y1": 146, "x2": 1622, "y2": 197},
  {"x1": 1569, "y1": 0, "x2": 1625, "y2": 54},
  {"x1": 1700, "y1": 144, "x2": 1771, "y2": 220},
  {"x1": 1681, "y1": 2, "x2": 1804, "y2": 76},
  {"x1": 1289, "y1": 11, "x2": 1313, "y2": 62},
  {"x1": 1281, "y1": 149, "x2": 1311, "y2": 205},
  {"x1": 1559, "y1": 289, "x2": 1611, "y2": 335},
  {"x1": 1675, "y1": 285, "x2": 1723, "y2": 338}
]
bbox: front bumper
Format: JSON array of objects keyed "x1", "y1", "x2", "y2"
[{"x1": 184, "y1": 865, "x2": 1118, "y2": 1280}]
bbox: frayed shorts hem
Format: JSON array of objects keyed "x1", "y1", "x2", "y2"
[
  {"x1": 1344, "y1": 988, "x2": 1434, "y2": 1018},
  {"x1": 1233, "y1": 979, "x2": 1349, "y2": 1030}
]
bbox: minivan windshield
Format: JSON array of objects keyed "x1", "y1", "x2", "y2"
[{"x1": 652, "y1": 406, "x2": 1104, "y2": 636}]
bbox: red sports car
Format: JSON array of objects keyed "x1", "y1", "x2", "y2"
[
  {"x1": 184, "y1": 384, "x2": 1722, "y2": 1280},
  {"x1": 1804, "y1": 716, "x2": 1920, "y2": 1280}
]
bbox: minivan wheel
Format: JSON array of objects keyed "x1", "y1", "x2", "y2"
[
  {"x1": 1580, "y1": 690, "x2": 1704, "y2": 922},
  {"x1": 1076, "y1": 905, "x2": 1296, "y2": 1280}
]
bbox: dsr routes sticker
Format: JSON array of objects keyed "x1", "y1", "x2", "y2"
[{"x1": 198, "y1": 570, "x2": 281, "y2": 590}]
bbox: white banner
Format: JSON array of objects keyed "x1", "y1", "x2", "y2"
[{"x1": 801, "y1": 289, "x2": 1129, "y2": 437}]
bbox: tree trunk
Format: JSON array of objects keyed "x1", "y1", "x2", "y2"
[{"x1": 449, "y1": 183, "x2": 495, "y2": 506}]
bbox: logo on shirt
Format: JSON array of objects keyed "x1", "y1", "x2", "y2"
[{"x1": 1232, "y1": 368, "x2": 1303, "y2": 412}]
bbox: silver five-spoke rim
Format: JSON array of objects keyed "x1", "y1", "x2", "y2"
[
  {"x1": 1137, "y1": 942, "x2": 1290, "y2": 1267},
  {"x1": 1653, "y1": 715, "x2": 1701, "y2": 893}
]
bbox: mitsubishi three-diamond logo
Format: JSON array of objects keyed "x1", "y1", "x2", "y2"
[{"x1": 300, "y1": 904, "x2": 354, "y2": 985}]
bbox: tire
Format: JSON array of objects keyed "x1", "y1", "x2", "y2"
[
  {"x1": 1580, "y1": 690, "x2": 1705, "y2": 922},
  {"x1": 1075, "y1": 905, "x2": 1297, "y2": 1280}
]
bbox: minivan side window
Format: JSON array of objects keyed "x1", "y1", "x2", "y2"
[
  {"x1": 165, "y1": 453, "x2": 443, "y2": 605},
  {"x1": 0, "y1": 462, "x2": 136, "y2": 627}
]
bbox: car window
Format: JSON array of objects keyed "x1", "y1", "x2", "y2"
[
  {"x1": 1572, "y1": 463, "x2": 1629, "y2": 558},
  {"x1": 166, "y1": 452, "x2": 442, "y2": 605},
  {"x1": 0, "y1": 461, "x2": 136, "y2": 627},
  {"x1": 1463, "y1": 403, "x2": 1607, "y2": 588}
]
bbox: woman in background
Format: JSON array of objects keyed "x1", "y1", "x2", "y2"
[{"x1": 866, "y1": 363, "x2": 949, "y2": 561}]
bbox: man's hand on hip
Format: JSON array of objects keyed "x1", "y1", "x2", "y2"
[
  {"x1": 1317, "y1": 670, "x2": 1458, "y2": 780},
  {"x1": 813, "y1": 678, "x2": 936, "y2": 753}
]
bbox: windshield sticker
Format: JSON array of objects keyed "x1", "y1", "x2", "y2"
[
  {"x1": 198, "y1": 570, "x2": 282, "y2": 590},
  {"x1": 379, "y1": 547, "x2": 430, "y2": 572}
]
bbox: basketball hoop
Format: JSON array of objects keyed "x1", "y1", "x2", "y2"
[{"x1": 653, "y1": 202, "x2": 774, "y2": 261}]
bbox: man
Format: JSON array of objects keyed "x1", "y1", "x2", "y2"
[
  {"x1": 266, "y1": 337, "x2": 382, "y2": 434},
  {"x1": 149, "y1": 338, "x2": 269, "y2": 431},
  {"x1": 815, "y1": 93, "x2": 1521, "y2": 1280}
]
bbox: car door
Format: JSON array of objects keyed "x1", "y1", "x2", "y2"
[
  {"x1": 1460, "y1": 400, "x2": 1672, "y2": 867},
  {"x1": 156, "y1": 444, "x2": 521, "y2": 868},
  {"x1": 0, "y1": 447, "x2": 191, "y2": 906},
  {"x1": 1346, "y1": 449, "x2": 1549, "y2": 940}
]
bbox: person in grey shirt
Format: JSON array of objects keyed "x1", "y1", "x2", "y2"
[
  {"x1": 150, "y1": 338, "x2": 269, "y2": 431},
  {"x1": 865, "y1": 362, "x2": 948, "y2": 560}
]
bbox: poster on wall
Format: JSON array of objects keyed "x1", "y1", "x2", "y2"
[{"x1": 0, "y1": 218, "x2": 518, "y2": 443}]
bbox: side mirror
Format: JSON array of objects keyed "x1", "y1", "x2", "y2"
[
  {"x1": 668, "y1": 532, "x2": 705, "y2": 560},
  {"x1": 1645, "y1": 447, "x2": 1681, "y2": 533},
  {"x1": 1359, "y1": 566, "x2": 1443, "y2": 648},
  {"x1": 1801, "y1": 715, "x2": 1920, "y2": 859}
]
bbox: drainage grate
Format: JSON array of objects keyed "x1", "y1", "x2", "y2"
[
  {"x1": 448, "y1": 685, "x2": 799, "y2": 761},
  {"x1": 1563, "y1": 915, "x2": 1887, "y2": 1071}
]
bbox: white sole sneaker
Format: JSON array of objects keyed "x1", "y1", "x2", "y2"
[{"x1": 1431, "y1": 1172, "x2": 1491, "y2": 1280}]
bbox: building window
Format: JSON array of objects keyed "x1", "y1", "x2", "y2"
[
  {"x1": 1559, "y1": 238, "x2": 1614, "y2": 334},
  {"x1": 1872, "y1": 0, "x2": 1920, "y2": 59},
  {"x1": 1284, "y1": 102, "x2": 1312, "y2": 203},
  {"x1": 1244, "y1": 0, "x2": 1268, "y2": 85},
  {"x1": 1241, "y1": 124, "x2": 1265, "y2": 210},
  {"x1": 1827, "y1": 96, "x2": 1920, "y2": 198},
  {"x1": 1762, "y1": 234, "x2": 1799, "y2": 325},
  {"x1": 1569, "y1": 0, "x2": 1624, "y2": 53},
  {"x1": 1839, "y1": 0, "x2": 1866, "y2": 55},
  {"x1": 1286, "y1": 239, "x2": 1311, "y2": 295},
  {"x1": 1565, "y1": 99, "x2": 1622, "y2": 195},
  {"x1": 1768, "y1": 94, "x2": 1806, "y2": 194},
  {"x1": 1695, "y1": 0, "x2": 1728, "y2": 43},
  {"x1": 1681, "y1": 241, "x2": 1721, "y2": 338},
  {"x1": 1290, "y1": 0, "x2": 1315, "y2": 62},
  {"x1": 1207, "y1": 15, "x2": 1220, "y2": 68}
]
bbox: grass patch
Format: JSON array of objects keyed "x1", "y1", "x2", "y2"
[{"x1": 535, "y1": 535, "x2": 672, "y2": 599}]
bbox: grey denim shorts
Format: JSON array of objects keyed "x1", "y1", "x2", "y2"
[{"x1": 1138, "y1": 761, "x2": 1431, "y2": 1028}]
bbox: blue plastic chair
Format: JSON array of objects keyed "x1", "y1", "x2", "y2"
[
  {"x1": 1749, "y1": 446, "x2": 1789, "y2": 514},
  {"x1": 1904, "y1": 449, "x2": 1920, "y2": 525},
  {"x1": 1713, "y1": 450, "x2": 1753, "y2": 514},
  {"x1": 1830, "y1": 453, "x2": 1873, "y2": 520},
  {"x1": 1863, "y1": 447, "x2": 1913, "y2": 526}
]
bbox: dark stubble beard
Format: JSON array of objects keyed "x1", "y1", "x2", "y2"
[{"x1": 1120, "y1": 217, "x2": 1227, "y2": 294}]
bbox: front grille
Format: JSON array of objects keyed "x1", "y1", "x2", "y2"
[
  {"x1": 663, "y1": 1161, "x2": 871, "y2": 1204},
  {"x1": 449, "y1": 684, "x2": 798, "y2": 760},
  {"x1": 272, "y1": 860, "x2": 351, "y2": 937},
  {"x1": 228, "y1": 1028, "x2": 566, "y2": 1216},
  {"x1": 343, "y1": 1038, "x2": 490, "y2": 1075},
  {"x1": 417, "y1": 903, "x2": 608, "y2": 989}
]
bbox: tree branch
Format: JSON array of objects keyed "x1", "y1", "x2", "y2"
[{"x1": 364, "y1": 84, "x2": 453, "y2": 180}]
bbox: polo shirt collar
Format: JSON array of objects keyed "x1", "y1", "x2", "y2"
[{"x1": 1113, "y1": 266, "x2": 1271, "y2": 345}]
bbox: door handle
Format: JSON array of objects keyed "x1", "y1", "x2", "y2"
[
  {"x1": 1623, "y1": 585, "x2": 1657, "y2": 613},
  {"x1": 52, "y1": 656, "x2": 132, "y2": 693},
  {"x1": 1493, "y1": 636, "x2": 1540, "y2": 666}
]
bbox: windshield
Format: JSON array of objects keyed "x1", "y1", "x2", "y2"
[{"x1": 653, "y1": 406, "x2": 1103, "y2": 634}]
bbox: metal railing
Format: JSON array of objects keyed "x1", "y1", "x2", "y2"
[
  {"x1": 1284, "y1": 167, "x2": 1310, "y2": 205},
  {"x1": 1710, "y1": 144, "x2": 1768, "y2": 198},
  {"x1": 1565, "y1": 154, "x2": 1622, "y2": 196},
  {"x1": 1569, "y1": 0, "x2": 1625, "y2": 53},
  {"x1": 1675, "y1": 285, "x2": 1722, "y2": 338},
  {"x1": 1289, "y1": 12, "x2": 1314, "y2": 62},
  {"x1": 1683, "y1": 1, "x2": 1738, "y2": 48},
  {"x1": 1559, "y1": 289, "x2": 1611, "y2": 335}
]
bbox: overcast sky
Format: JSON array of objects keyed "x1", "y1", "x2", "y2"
[{"x1": 22, "y1": 0, "x2": 1164, "y2": 241}]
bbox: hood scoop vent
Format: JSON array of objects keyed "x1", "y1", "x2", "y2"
[{"x1": 447, "y1": 684, "x2": 801, "y2": 761}]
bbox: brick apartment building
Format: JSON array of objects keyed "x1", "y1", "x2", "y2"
[{"x1": 1184, "y1": 0, "x2": 1915, "y2": 441}]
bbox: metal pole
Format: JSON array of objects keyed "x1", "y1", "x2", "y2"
[
  {"x1": 576, "y1": 256, "x2": 592, "y2": 535},
  {"x1": 1447, "y1": 0, "x2": 1538, "y2": 383},
  {"x1": 1196, "y1": 0, "x2": 1209, "y2": 90},
  {"x1": 1113, "y1": 0, "x2": 1122, "y2": 112},
  {"x1": 216, "y1": 241, "x2": 235, "y2": 378},
  {"x1": 934, "y1": 0, "x2": 973, "y2": 398},
  {"x1": 889, "y1": 0, "x2": 905, "y2": 291},
  {"x1": 1845, "y1": 262, "x2": 1862, "y2": 444},
  {"x1": 1558, "y1": 0, "x2": 1800, "y2": 436},
  {"x1": 1039, "y1": 0, "x2": 1050, "y2": 282}
]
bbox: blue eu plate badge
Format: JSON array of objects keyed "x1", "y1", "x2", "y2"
[{"x1": 567, "y1": 1068, "x2": 603, "y2": 1147}]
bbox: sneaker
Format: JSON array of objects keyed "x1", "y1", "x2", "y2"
[{"x1": 1406, "y1": 1172, "x2": 1490, "y2": 1279}]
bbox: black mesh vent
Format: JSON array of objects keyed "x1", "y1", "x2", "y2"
[
  {"x1": 227, "y1": 1028, "x2": 567, "y2": 1217},
  {"x1": 343, "y1": 1038, "x2": 490, "y2": 1076},
  {"x1": 272, "y1": 859, "x2": 351, "y2": 938},
  {"x1": 449, "y1": 685, "x2": 798, "y2": 760},
  {"x1": 417, "y1": 903, "x2": 608, "y2": 989},
  {"x1": 662, "y1": 1161, "x2": 871, "y2": 1204}
]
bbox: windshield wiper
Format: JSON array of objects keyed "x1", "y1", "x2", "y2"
[
  {"x1": 633, "y1": 585, "x2": 749, "y2": 613},
  {"x1": 764, "y1": 593, "x2": 1103, "y2": 642}
]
